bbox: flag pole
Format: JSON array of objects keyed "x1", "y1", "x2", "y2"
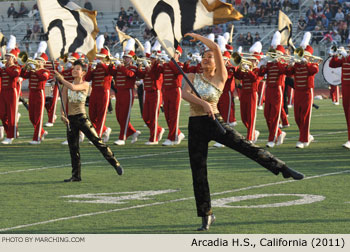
[{"x1": 37, "y1": 0, "x2": 70, "y2": 131}]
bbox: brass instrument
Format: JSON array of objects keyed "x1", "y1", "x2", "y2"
[
  {"x1": 0, "y1": 59, "x2": 6, "y2": 63},
  {"x1": 230, "y1": 52, "x2": 253, "y2": 72},
  {"x1": 294, "y1": 47, "x2": 323, "y2": 64},
  {"x1": 17, "y1": 51, "x2": 39, "y2": 70},
  {"x1": 136, "y1": 57, "x2": 151, "y2": 65}
]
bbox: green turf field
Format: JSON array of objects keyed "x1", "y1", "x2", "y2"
[{"x1": 0, "y1": 97, "x2": 349, "y2": 234}]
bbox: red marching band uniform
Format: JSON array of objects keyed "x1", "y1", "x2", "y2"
[
  {"x1": 44, "y1": 60, "x2": 59, "y2": 127},
  {"x1": 159, "y1": 45, "x2": 185, "y2": 145},
  {"x1": 109, "y1": 39, "x2": 140, "y2": 145},
  {"x1": 85, "y1": 44, "x2": 112, "y2": 142},
  {"x1": 0, "y1": 40, "x2": 21, "y2": 144},
  {"x1": 286, "y1": 43, "x2": 319, "y2": 148},
  {"x1": 138, "y1": 44, "x2": 165, "y2": 145},
  {"x1": 329, "y1": 48, "x2": 350, "y2": 148},
  {"x1": 20, "y1": 53, "x2": 50, "y2": 143},
  {"x1": 258, "y1": 39, "x2": 288, "y2": 148}
]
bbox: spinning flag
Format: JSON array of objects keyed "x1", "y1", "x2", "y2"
[
  {"x1": 37, "y1": 0, "x2": 99, "y2": 61},
  {"x1": 278, "y1": 10, "x2": 295, "y2": 50},
  {"x1": 115, "y1": 27, "x2": 144, "y2": 53},
  {"x1": 129, "y1": 0, "x2": 243, "y2": 57}
]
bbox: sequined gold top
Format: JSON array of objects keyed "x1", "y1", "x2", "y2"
[
  {"x1": 189, "y1": 73, "x2": 222, "y2": 117},
  {"x1": 67, "y1": 88, "x2": 88, "y2": 116}
]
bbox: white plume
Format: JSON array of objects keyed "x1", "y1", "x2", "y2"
[
  {"x1": 96, "y1": 35, "x2": 105, "y2": 51},
  {"x1": 207, "y1": 33, "x2": 215, "y2": 42},
  {"x1": 125, "y1": 38, "x2": 135, "y2": 52},
  {"x1": 114, "y1": 52, "x2": 120, "y2": 59},
  {"x1": 152, "y1": 40, "x2": 161, "y2": 52},
  {"x1": 223, "y1": 32, "x2": 230, "y2": 43},
  {"x1": 144, "y1": 40, "x2": 151, "y2": 55},
  {"x1": 217, "y1": 35, "x2": 226, "y2": 52},
  {"x1": 6, "y1": 35, "x2": 16, "y2": 51},
  {"x1": 249, "y1": 41, "x2": 262, "y2": 54},
  {"x1": 300, "y1": 32, "x2": 311, "y2": 49},
  {"x1": 237, "y1": 46, "x2": 243, "y2": 54},
  {"x1": 271, "y1": 31, "x2": 281, "y2": 49},
  {"x1": 37, "y1": 41, "x2": 47, "y2": 54}
]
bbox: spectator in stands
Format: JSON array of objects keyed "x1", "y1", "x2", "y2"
[
  {"x1": 104, "y1": 32, "x2": 111, "y2": 48},
  {"x1": 110, "y1": 32, "x2": 118, "y2": 47},
  {"x1": 212, "y1": 25, "x2": 222, "y2": 35},
  {"x1": 255, "y1": 7, "x2": 263, "y2": 26},
  {"x1": 117, "y1": 16, "x2": 127, "y2": 32},
  {"x1": 313, "y1": 1, "x2": 323, "y2": 12},
  {"x1": 236, "y1": 33, "x2": 245, "y2": 47},
  {"x1": 245, "y1": 32, "x2": 253, "y2": 48},
  {"x1": 311, "y1": 26, "x2": 323, "y2": 45},
  {"x1": 22, "y1": 24, "x2": 32, "y2": 41},
  {"x1": 335, "y1": 8, "x2": 345, "y2": 22},
  {"x1": 329, "y1": 0, "x2": 341, "y2": 17},
  {"x1": 143, "y1": 27, "x2": 152, "y2": 41},
  {"x1": 127, "y1": 7, "x2": 134, "y2": 17},
  {"x1": 333, "y1": 30, "x2": 342, "y2": 44},
  {"x1": 119, "y1": 7, "x2": 127, "y2": 19},
  {"x1": 321, "y1": 14, "x2": 329, "y2": 29},
  {"x1": 298, "y1": 17, "x2": 307, "y2": 32},
  {"x1": 339, "y1": 21, "x2": 348, "y2": 43},
  {"x1": 16, "y1": 2, "x2": 29, "y2": 18},
  {"x1": 324, "y1": 6, "x2": 333, "y2": 20},
  {"x1": 84, "y1": 1, "x2": 93, "y2": 10},
  {"x1": 305, "y1": 15, "x2": 317, "y2": 31},
  {"x1": 247, "y1": 3, "x2": 257, "y2": 24},
  {"x1": 290, "y1": 0, "x2": 299, "y2": 10},
  {"x1": 283, "y1": 0, "x2": 292, "y2": 13},
  {"x1": 30, "y1": 20, "x2": 40, "y2": 41},
  {"x1": 7, "y1": 3, "x2": 16, "y2": 18},
  {"x1": 254, "y1": 32, "x2": 261, "y2": 42},
  {"x1": 28, "y1": 4, "x2": 39, "y2": 19}
]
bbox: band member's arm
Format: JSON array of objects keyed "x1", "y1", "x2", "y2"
[
  {"x1": 84, "y1": 66, "x2": 93, "y2": 82},
  {"x1": 258, "y1": 65, "x2": 267, "y2": 76},
  {"x1": 54, "y1": 71, "x2": 89, "y2": 92},
  {"x1": 119, "y1": 65, "x2": 137, "y2": 78},
  {"x1": 4, "y1": 66, "x2": 21, "y2": 77},
  {"x1": 285, "y1": 65, "x2": 295, "y2": 77},
  {"x1": 108, "y1": 64, "x2": 117, "y2": 77},
  {"x1": 307, "y1": 63, "x2": 319, "y2": 75},
  {"x1": 233, "y1": 67, "x2": 244, "y2": 80},
  {"x1": 137, "y1": 67, "x2": 146, "y2": 79},
  {"x1": 149, "y1": 63, "x2": 162, "y2": 80},
  {"x1": 20, "y1": 68, "x2": 31, "y2": 79},
  {"x1": 329, "y1": 56, "x2": 343, "y2": 68},
  {"x1": 167, "y1": 60, "x2": 184, "y2": 75},
  {"x1": 36, "y1": 69, "x2": 50, "y2": 81}
]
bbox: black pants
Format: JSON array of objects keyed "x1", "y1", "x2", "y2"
[
  {"x1": 67, "y1": 114, "x2": 120, "y2": 179},
  {"x1": 188, "y1": 114, "x2": 286, "y2": 217},
  {"x1": 137, "y1": 84, "x2": 144, "y2": 117}
]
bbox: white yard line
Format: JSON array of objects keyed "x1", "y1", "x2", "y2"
[{"x1": 0, "y1": 169, "x2": 349, "y2": 232}]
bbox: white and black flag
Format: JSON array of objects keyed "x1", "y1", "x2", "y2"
[
  {"x1": 130, "y1": 0, "x2": 243, "y2": 57},
  {"x1": 37, "y1": 0, "x2": 99, "y2": 61}
]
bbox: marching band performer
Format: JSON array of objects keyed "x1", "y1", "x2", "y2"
[
  {"x1": 0, "y1": 35, "x2": 21, "y2": 145},
  {"x1": 137, "y1": 40, "x2": 165, "y2": 145},
  {"x1": 182, "y1": 33, "x2": 304, "y2": 232},
  {"x1": 54, "y1": 60, "x2": 123, "y2": 182},
  {"x1": 286, "y1": 32, "x2": 319, "y2": 148},
  {"x1": 159, "y1": 45, "x2": 185, "y2": 146},
  {"x1": 329, "y1": 85, "x2": 340, "y2": 105},
  {"x1": 0, "y1": 51, "x2": 3, "y2": 141},
  {"x1": 20, "y1": 49, "x2": 50, "y2": 144},
  {"x1": 234, "y1": 42, "x2": 263, "y2": 143},
  {"x1": 257, "y1": 75, "x2": 266, "y2": 110},
  {"x1": 329, "y1": 45, "x2": 350, "y2": 148},
  {"x1": 109, "y1": 38, "x2": 141, "y2": 145},
  {"x1": 85, "y1": 35, "x2": 112, "y2": 143},
  {"x1": 258, "y1": 31, "x2": 288, "y2": 148}
]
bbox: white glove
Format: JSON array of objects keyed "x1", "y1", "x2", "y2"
[
  {"x1": 143, "y1": 60, "x2": 149, "y2": 68},
  {"x1": 340, "y1": 50, "x2": 348, "y2": 58},
  {"x1": 114, "y1": 60, "x2": 121, "y2": 66},
  {"x1": 301, "y1": 57, "x2": 308, "y2": 63},
  {"x1": 57, "y1": 65, "x2": 63, "y2": 72},
  {"x1": 95, "y1": 59, "x2": 101, "y2": 64},
  {"x1": 29, "y1": 63, "x2": 36, "y2": 70},
  {"x1": 65, "y1": 62, "x2": 72, "y2": 69},
  {"x1": 242, "y1": 64, "x2": 250, "y2": 70},
  {"x1": 0, "y1": 62, "x2": 5, "y2": 68},
  {"x1": 258, "y1": 58, "x2": 267, "y2": 68}
]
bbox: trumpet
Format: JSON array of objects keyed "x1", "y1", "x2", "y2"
[
  {"x1": 136, "y1": 57, "x2": 151, "y2": 65},
  {"x1": 294, "y1": 47, "x2": 323, "y2": 64},
  {"x1": 187, "y1": 52, "x2": 202, "y2": 63},
  {"x1": 230, "y1": 52, "x2": 253, "y2": 72},
  {"x1": 17, "y1": 52, "x2": 39, "y2": 70}
]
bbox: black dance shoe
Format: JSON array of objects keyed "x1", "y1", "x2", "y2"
[
  {"x1": 115, "y1": 163, "x2": 124, "y2": 176},
  {"x1": 64, "y1": 177, "x2": 82, "y2": 182},
  {"x1": 197, "y1": 214, "x2": 216, "y2": 231},
  {"x1": 280, "y1": 165, "x2": 304, "y2": 180}
]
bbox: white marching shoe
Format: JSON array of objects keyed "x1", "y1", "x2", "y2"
[
  {"x1": 296, "y1": 141, "x2": 304, "y2": 149},
  {"x1": 175, "y1": 132, "x2": 185, "y2": 145},
  {"x1": 213, "y1": 142, "x2": 225, "y2": 148},
  {"x1": 61, "y1": 140, "x2": 68, "y2": 145},
  {"x1": 158, "y1": 128, "x2": 165, "y2": 142},
  {"x1": 131, "y1": 130, "x2": 141, "y2": 144},
  {"x1": 103, "y1": 127, "x2": 112, "y2": 143},
  {"x1": 304, "y1": 135, "x2": 314, "y2": 147},
  {"x1": 229, "y1": 121, "x2": 238, "y2": 127},
  {"x1": 257, "y1": 105, "x2": 263, "y2": 110},
  {"x1": 266, "y1": 141, "x2": 275, "y2": 148},
  {"x1": 0, "y1": 126, "x2": 4, "y2": 140},
  {"x1": 45, "y1": 122, "x2": 54, "y2": 127},
  {"x1": 162, "y1": 139, "x2": 174, "y2": 146},
  {"x1": 276, "y1": 131, "x2": 286, "y2": 146},
  {"x1": 252, "y1": 130, "x2": 260, "y2": 144},
  {"x1": 333, "y1": 101, "x2": 339, "y2": 105},
  {"x1": 79, "y1": 131, "x2": 85, "y2": 143},
  {"x1": 42, "y1": 131, "x2": 48, "y2": 141},
  {"x1": 17, "y1": 113, "x2": 21, "y2": 123},
  {"x1": 145, "y1": 141, "x2": 158, "y2": 145},
  {"x1": 342, "y1": 141, "x2": 350, "y2": 149},
  {"x1": 1, "y1": 138, "x2": 13, "y2": 145},
  {"x1": 114, "y1": 140, "x2": 125, "y2": 145},
  {"x1": 29, "y1": 140, "x2": 41, "y2": 145}
]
